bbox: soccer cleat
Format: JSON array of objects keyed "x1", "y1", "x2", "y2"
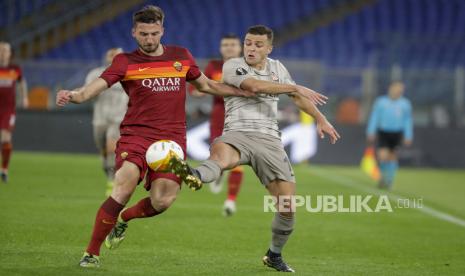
[
  {"x1": 168, "y1": 156, "x2": 202, "y2": 191},
  {"x1": 79, "y1": 252, "x2": 100, "y2": 268},
  {"x1": 223, "y1": 199, "x2": 236, "y2": 217},
  {"x1": 104, "y1": 221, "x2": 128, "y2": 250},
  {"x1": 262, "y1": 250, "x2": 295, "y2": 273},
  {"x1": 209, "y1": 173, "x2": 224, "y2": 194}
]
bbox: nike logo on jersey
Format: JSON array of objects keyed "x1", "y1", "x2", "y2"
[{"x1": 138, "y1": 67, "x2": 151, "y2": 72}]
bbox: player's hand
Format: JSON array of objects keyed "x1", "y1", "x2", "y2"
[
  {"x1": 56, "y1": 90, "x2": 73, "y2": 107},
  {"x1": 316, "y1": 117, "x2": 341, "y2": 144},
  {"x1": 295, "y1": 85, "x2": 328, "y2": 105}
]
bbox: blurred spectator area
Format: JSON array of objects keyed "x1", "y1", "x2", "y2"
[{"x1": 1, "y1": 0, "x2": 464, "y2": 127}]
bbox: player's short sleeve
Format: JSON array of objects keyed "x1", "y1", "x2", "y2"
[
  {"x1": 100, "y1": 53, "x2": 127, "y2": 87},
  {"x1": 222, "y1": 58, "x2": 251, "y2": 88},
  {"x1": 185, "y1": 49, "x2": 201, "y2": 81},
  {"x1": 277, "y1": 60, "x2": 295, "y2": 85}
]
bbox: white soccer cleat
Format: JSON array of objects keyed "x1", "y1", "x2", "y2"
[
  {"x1": 223, "y1": 199, "x2": 236, "y2": 216},
  {"x1": 209, "y1": 173, "x2": 224, "y2": 194}
]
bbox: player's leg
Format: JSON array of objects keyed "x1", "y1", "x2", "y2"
[
  {"x1": 170, "y1": 141, "x2": 241, "y2": 190},
  {"x1": 208, "y1": 113, "x2": 225, "y2": 193},
  {"x1": 377, "y1": 147, "x2": 390, "y2": 188},
  {"x1": 1, "y1": 129, "x2": 12, "y2": 183},
  {"x1": 223, "y1": 166, "x2": 244, "y2": 216},
  {"x1": 80, "y1": 161, "x2": 140, "y2": 267},
  {"x1": 104, "y1": 124, "x2": 120, "y2": 195},
  {"x1": 1, "y1": 113, "x2": 15, "y2": 183},
  {"x1": 249, "y1": 135, "x2": 296, "y2": 272},
  {"x1": 197, "y1": 141, "x2": 241, "y2": 182},
  {"x1": 93, "y1": 125, "x2": 110, "y2": 194},
  {"x1": 263, "y1": 179, "x2": 296, "y2": 273},
  {"x1": 384, "y1": 150, "x2": 399, "y2": 189},
  {"x1": 105, "y1": 173, "x2": 180, "y2": 250}
]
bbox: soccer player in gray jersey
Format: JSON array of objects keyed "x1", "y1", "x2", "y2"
[
  {"x1": 85, "y1": 48, "x2": 128, "y2": 196},
  {"x1": 170, "y1": 25, "x2": 340, "y2": 272}
]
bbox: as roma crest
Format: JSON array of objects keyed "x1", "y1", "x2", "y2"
[{"x1": 173, "y1": 61, "x2": 183, "y2": 72}]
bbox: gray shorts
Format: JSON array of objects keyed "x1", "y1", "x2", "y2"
[
  {"x1": 214, "y1": 131, "x2": 295, "y2": 186},
  {"x1": 93, "y1": 123, "x2": 120, "y2": 151}
]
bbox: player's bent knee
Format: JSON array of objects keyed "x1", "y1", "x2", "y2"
[{"x1": 151, "y1": 194, "x2": 177, "y2": 212}]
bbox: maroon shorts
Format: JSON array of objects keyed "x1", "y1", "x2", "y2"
[
  {"x1": 0, "y1": 112, "x2": 15, "y2": 131},
  {"x1": 115, "y1": 135, "x2": 186, "y2": 191}
]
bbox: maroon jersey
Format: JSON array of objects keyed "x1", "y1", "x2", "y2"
[
  {"x1": 100, "y1": 46, "x2": 201, "y2": 142},
  {"x1": 0, "y1": 64, "x2": 22, "y2": 113},
  {"x1": 204, "y1": 60, "x2": 225, "y2": 142}
]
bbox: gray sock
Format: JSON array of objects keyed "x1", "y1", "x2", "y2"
[
  {"x1": 195, "y1": 160, "x2": 222, "y2": 183},
  {"x1": 270, "y1": 213, "x2": 295, "y2": 254}
]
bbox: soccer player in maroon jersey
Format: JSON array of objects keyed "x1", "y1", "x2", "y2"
[
  {"x1": 55, "y1": 6, "x2": 255, "y2": 268},
  {"x1": 0, "y1": 42, "x2": 28, "y2": 183},
  {"x1": 191, "y1": 34, "x2": 245, "y2": 216}
]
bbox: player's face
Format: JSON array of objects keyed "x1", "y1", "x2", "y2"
[
  {"x1": 132, "y1": 22, "x2": 164, "y2": 54},
  {"x1": 105, "y1": 48, "x2": 123, "y2": 64},
  {"x1": 243, "y1": 34, "x2": 272, "y2": 66},
  {"x1": 0, "y1": 43, "x2": 12, "y2": 65},
  {"x1": 220, "y1": 38, "x2": 241, "y2": 60},
  {"x1": 388, "y1": 82, "x2": 405, "y2": 99}
]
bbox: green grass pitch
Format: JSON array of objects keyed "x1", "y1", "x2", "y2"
[{"x1": 1, "y1": 152, "x2": 465, "y2": 275}]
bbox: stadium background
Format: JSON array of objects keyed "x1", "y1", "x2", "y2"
[
  {"x1": 2, "y1": 0, "x2": 465, "y2": 167},
  {"x1": 1, "y1": 1, "x2": 465, "y2": 275}
]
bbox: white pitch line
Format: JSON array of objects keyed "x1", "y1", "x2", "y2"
[{"x1": 309, "y1": 167, "x2": 465, "y2": 228}]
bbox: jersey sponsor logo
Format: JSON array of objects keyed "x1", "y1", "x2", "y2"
[
  {"x1": 236, "y1": 67, "x2": 248, "y2": 75},
  {"x1": 138, "y1": 67, "x2": 151, "y2": 72},
  {"x1": 173, "y1": 61, "x2": 183, "y2": 72},
  {"x1": 142, "y1": 77, "x2": 182, "y2": 92}
]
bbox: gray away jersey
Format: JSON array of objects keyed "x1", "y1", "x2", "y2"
[
  {"x1": 85, "y1": 66, "x2": 128, "y2": 126},
  {"x1": 222, "y1": 57, "x2": 295, "y2": 138}
]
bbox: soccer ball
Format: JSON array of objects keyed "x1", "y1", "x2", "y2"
[{"x1": 146, "y1": 140, "x2": 184, "y2": 172}]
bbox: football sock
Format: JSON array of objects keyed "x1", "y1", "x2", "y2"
[
  {"x1": 121, "y1": 197, "x2": 162, "y2": 222},
  {"x1": 86, "y1": 197, "x2": 125, "y2": 256},
  {"x1": 385, "y1": 161, "x2": 398, "y2": 187},
  {"x1": 378, "y1": 160, "x2": 389, "y2": 183},
  {"x1": 270, "y1": 213, "x2": 295, "y2": 254},
  {"x1": 195, "y1": 160, "x2": 222, "y2": 183},
  {"x1": 1, "y1": 142, "x2": 12, "y2": 171},
  {"x1": 227, "y1": 168, "x2": 243, "y2": 201}
]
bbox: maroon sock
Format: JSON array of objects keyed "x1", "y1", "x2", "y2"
[
  {"x1": 1, "y1": 142, "x2": 12, "y2": 170},
  {"x1": 227, "y1": 170, "x2": 243, "y2": 201},
  {"x1": 86, "y1": 197, "x2": 124, "y2": 256},
  {"x1": 121, "y1": 197, "x2": 162, "y2": 222}
]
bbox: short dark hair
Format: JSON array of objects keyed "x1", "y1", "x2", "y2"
[
  {"x1": 221, "y1": 33, "x2": 240, "y2": 41},
  {"x1": 246, "y1": 25, "x2": 273, "y2": 43},
  {"x1": 133, "y1": 5, "x2": 164, "y2": 26}
]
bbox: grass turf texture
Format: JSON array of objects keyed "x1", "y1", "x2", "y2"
[{"x1": 1, "y1": 152, "x2": 465, "y2": 275}]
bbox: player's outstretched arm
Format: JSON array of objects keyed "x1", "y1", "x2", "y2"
[
  {"x1": 189, "y1": 73, "x2": 255, "y2": 97},
  {"x1": 240, "y1": 79, "x2": 327, "y2": 105},
  {"x1": 56, "y1": 78, "x2": 108, "y2": 106},
  {"x1": 290, "y1": 93, "x2": 341, "y2": 144}
]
